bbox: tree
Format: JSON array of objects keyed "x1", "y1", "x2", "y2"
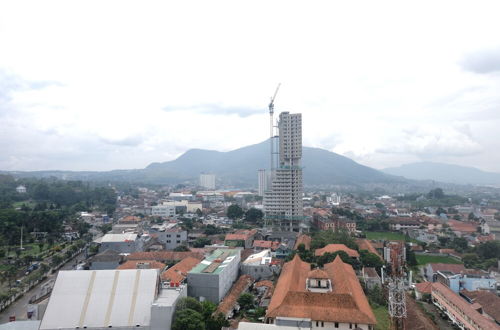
[
  {"x1": 193, "y1": 238, "x2": 211, "y2": 248},
  {"x1": 477, "y1": 241, "x2": 500, "y2": 259},
  {"x1": 245, "y1": 208, "x2": 263, "y2": 223},
  {"x1": 237, "y1": 293, "x2": 255, "y2": 310},
  {"x1": 175, "y1": 297, "x2": 203, "y2": 313},
  {"x1": 196, "y1": 208, "x2": 203, "y2": 217},
  {"x1": 227, "y1": 204, "x2": 244, "y2": 220},
  {"x1": 99, "y1": 223, "x2": 112, "y2": 235},
  {"x1": 427, "y1": 188, "x2": 444, "y2": 199},
  {"x1": 360, "y1": 250, "x2": 384, "y2": 268},
  {"x1": 173, "y1": 245, "x2": 190, "y2": 252},
  {"x1": 172, "y1": 309, "x2": 205, "y2": 330},
  {"x1": 368, "y1": 285, "x2": 386, "y2": 306}
]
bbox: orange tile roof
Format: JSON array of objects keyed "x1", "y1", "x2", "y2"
[
  {"x1": 461, "y1": 290, "x2": 500, "y2": 323},
  {"x1": 431, "y1": 283, "x2": 499, "y2": 329},
  {"x1": 428, "y1": 263, "x2": 465, "y2": 273},
  {"x1": 225, "y1": 229, "x2": 257, "y2": 241},
  {"x1": 253, "y1": 240, "x2": 273, "y2": 248},
  {"x1": 415, "y1": 282, "x2": 432, "y2": 294},
  {"x1": 448, "y1": 220, "x2": 478, "y2": 233},
  {"x1": 161, "y1": 256, "x2": 202, "y2": 283},
  {"x1": 356, "y1": 239, "x2": 382, "y2": 260},
  {"x1": 127, "y1": 251, "x2": 204, "y2": 262},
  {"x1": 294, "y1": 234, "x2": 312, "y2": 250},
  {"x1": 266, "y1": 255, "x2": 376, "y2": 325},
  {"x1": 117, "y1": 260, "x2": 166, "y2": 270},
  {"x1": 216, "y1": 275, "x2": 254, "y2": 316},
  {"x1": 120, "y1": 215, "x2": 142, "y2": 223},
  {"x1": 315, "y1": 244, "x2": 360, "y2": 258}
]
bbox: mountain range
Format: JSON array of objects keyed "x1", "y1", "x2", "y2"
[
  {"x1": 5, "y1": 141, "x2": 401, "y2": 187},
  {"x1": 382, "y1": 162, "x2": 500, "y2": 187}
]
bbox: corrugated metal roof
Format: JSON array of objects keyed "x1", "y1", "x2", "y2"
[{"x1": 40, "y1": 269, "x2": 158, "y2": 329}]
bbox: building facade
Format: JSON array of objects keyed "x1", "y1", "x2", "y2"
[
  {"x1": 199, "y1": 173, "x2": 216, "y2": 190},
  {"x1": 264, "y1": 112, "x2": 304, "y2": 231},
  {"x1": 258, "y1": 169, "x2": 268, "y2": 197}
]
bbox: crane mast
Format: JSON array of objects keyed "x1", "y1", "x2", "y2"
[{"x1": 269, "y1": 83, "x2": 281, "y2": 177}]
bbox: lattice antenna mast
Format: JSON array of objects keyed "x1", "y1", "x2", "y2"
[{"x1": 388, "y1": 277, "x2": 407, "y2": 329}]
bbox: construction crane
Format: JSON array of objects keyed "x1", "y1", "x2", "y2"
[{"x1": 269, "y1": 83, "x2": 281, "y2": 175}]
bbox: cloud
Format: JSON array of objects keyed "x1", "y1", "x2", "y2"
[
  {"x1": 379, "y1": 125, "x2": 482, "y2": 158},
  {"x1": 162, "y1": 104, "x2": 263, "y2": 118},
  {"x1": 0, "y1": 69, "x2": 62, "y2": 103},
  {"x1": 461, "y1": 48, "x2": 500, "y2": 74}
]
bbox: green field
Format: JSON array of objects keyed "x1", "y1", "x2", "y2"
[
  {"x1": 416, "y1": 254, "x2": 463, "y2": 265},
  {"x1": 365, "y1": 231, "x2": 419, "y2": 243},
  {"x1": 12, "y1": 201, "x2": 36, "y2": 209},
  {"x1": 372, "y1": 304, "x2": 390, "y2": 330}
]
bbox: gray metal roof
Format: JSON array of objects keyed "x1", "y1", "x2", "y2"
[{"x1": 40, "y1": 269, "x2": 158, "y2": 330}]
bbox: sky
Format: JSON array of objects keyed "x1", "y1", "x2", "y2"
[{"x1": 1, "y1": 1, "x2": 500, "y2": 172}]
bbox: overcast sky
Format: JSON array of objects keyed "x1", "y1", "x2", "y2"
[{"x1": 1, "y1": 1, "x2": 500, "y2": 172}]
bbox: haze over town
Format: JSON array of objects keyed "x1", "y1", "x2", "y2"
[{"x1": 1, "y1": 1, "x2": 500, "y2": 172}]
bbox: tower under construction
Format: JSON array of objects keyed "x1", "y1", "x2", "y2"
[{"x1": 264, "y1": 111, "x2": 304, "y2": 231}]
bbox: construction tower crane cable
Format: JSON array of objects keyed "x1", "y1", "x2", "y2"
[{"x1": 269, "y1": 83, "x2": 281, "y2": 176}]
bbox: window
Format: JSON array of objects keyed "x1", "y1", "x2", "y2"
[
  {"x1": 167, "y1": 240, "x2": 171, "y2": 243},
  {"x1": 176, "y1": 240, "x2": 180, "y2": 243},
  {"x1": 350, "y1": 324, "x2": 352, "y2": 329},
  {"x1": 335, "y1": 323, "x2": 339, "y2": 328},
  {"x1": 177, "y1": 234, "x2": 181, "y2": 238}
]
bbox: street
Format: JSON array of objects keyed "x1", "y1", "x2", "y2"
[{"x1": 0, "y1": 252, "x2": 85, "y2": 323}]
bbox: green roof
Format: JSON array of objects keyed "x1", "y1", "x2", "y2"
[{"x1": 189, "y1": 249, "x2": 240, "y2": 275}]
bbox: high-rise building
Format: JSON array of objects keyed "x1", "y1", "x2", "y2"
[
  {"x1": 199, "y1": 173, "x2": 216, "y2": 190},
  {"x1": 264, "y1": 112, "x2": 304, "y2": 231},
  {"x1": 257, "y1": 169, "x2": 268, "y2": 196}
]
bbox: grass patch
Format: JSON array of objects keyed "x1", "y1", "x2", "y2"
[
  {"x1": 365, "y1": 231, "x2": 419, "y2": 243},
  {"x1": 416, "y1": 255, "x2": 463, "y2": 265},
  {"x1": 12, "y1": 201, "x2": 36, "y2": 209},
  {"x1": 372, "y1": 304, "x2": 390, "y2": 330}
]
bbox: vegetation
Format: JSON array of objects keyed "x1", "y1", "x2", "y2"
[
  {"x1": 227, "y1": 204, "x2": 244, "y2": 219},
  {"x1": 172, "y1": 297, "x2": 228, "y2": 330},
  {"x1": 311, "y1": 230, "x2": 357, "y2": 250},
  {"x1": 244, "y1": 208, "x2": 263, "y2": 223}
]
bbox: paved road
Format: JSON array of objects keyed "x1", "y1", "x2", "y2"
[{"x1": 0, "y1": 253, "x2": 85, "y2": 323}]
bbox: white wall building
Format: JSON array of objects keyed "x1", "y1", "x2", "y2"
[
  {"x1": 151, "y1": 205, "x2": 176, "y2": 218},
  {"x1": 99, "y1": 233, "x2": 141, "y2": 254},
  {"x1": 258, "y1": 169, "x2": 268, "y2": 197},
  {"x1": 200, "y1": 173, "x2": 216, "y2": 190}
]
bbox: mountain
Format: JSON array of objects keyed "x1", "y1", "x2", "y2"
[
  {"x1": 4, "y1": 141, "x2": 402, "y2": 187},
  {"x1": 382, "y1": 162, "x2": 500, "y2": 186}
]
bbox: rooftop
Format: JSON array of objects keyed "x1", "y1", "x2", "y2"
[
  {"x1": 314, "y1": 244, "x2": 360, "y2": 258},
  {"x1": 40, "y1": 269, "x2": 158, "y2": 329},
  {"x1": 189, "y1": 249, "x2": 240, "y2": 275},
  {"x1": 117, "y1": 260, "x2": 166, "y2": 270},
  {"x1": 161, "y1": 256, "x2": 202, "y2": 283},
  {"x1": 461, "y1": 289, "x2": 500, "y2": 323},
  {"x1": 294, "y1": 234, "x2": 311, "y2": 250},
  {"x1": 101, "y1": 233, "x2": 138, "y2": 243},
  {"x1": 127, "y1": 251, "x2": 204, "y2": 262},
  {"x1": 216, "y1": 275, "x2": 254, "y2": 316}
]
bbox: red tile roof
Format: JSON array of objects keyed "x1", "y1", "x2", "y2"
[
  {"x1": 117, "y1": 260, "x2": 166, "y2": 270},
  {"x1": 225, "y1": 229, "x2": 257, "y2": 241},
  {"x1": 266, "y1": 255, "x2": 376, "y2": 325},
  {"x1": 356, "y1": 239, "x2": 383, "y2": 260},
  {"x1": 428, "y1": 263, "x2": 466, "y2": 273},
  {"x1": 216, "y1": 275, "x2": 254, "y2": 316},
  {"x1": 415, "y1": 282, "x2": 432, "y2": 294},
  {"x1": 461, "y1": 289, "x2": 500, "y2": 323},
  {"x1": 161, "y1": 256, "x2": 202, "y2": 283},
  {"x1": 315, "y1": 244, "x2": 360, "y2": 258},
  {"x1": 253, "y1": 240, "x2": 274, "y2": 249},
  {"x1": 448, "y1": 220, "x2": 478, "y2": 233},
  {"x1": 294, "y1": 234, "x2": 312, "y2": 250}
]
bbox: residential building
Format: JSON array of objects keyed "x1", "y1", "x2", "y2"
[
  {"x1": 200, "y1": 173, "x2": 216, "y2": 190},
  {"x1": 264, "y1": 112, "x2": 304, "y2": 231},
  {"x1": 150, "y1": 223, "x2": 188, "y2": 250},
  {"x1": 265, "y1": 255, "x2": 376, "y2": 329},
  {"x1": 89, "y1": 249, "x2": 122, "y2": 270},
  {"x1": 240, "y1": 250, "x2": 280, "y2": 280},
  {"x1": 253, "y1": 240, "x2": 280, "y2": 252},
  {"x1": 258, "y1": 169, "x2": 269, "y2": 197},
  {"x1": 16, "y1": 185, "x2": 27, "y2": 193},
  {"x1": 99, "y1": 233, "x2": 141, "y2": 254},
  {"x1": 225, "y1": 229, "x2": 257, "y2": 249},
  {"x1": 313, "y1": 214, "x2": 357, "y2": 233},
  {"x1": 362, "y1": 267, "x2": 382, "y2": 290},
  {"x1": 423, "y1": 263, "x2": 466, "y2": 282},
  {"x1": 187, "y1": 249, "x2": 241, "y2": 303},
  {"x1": 39, "y1": 269, "x2": 186, "y2": 330},
  {"x1": 431, "y1": 282, "x2": 499, "y2": 330},
  {"x1": 151, "y1": 205, "x2": 176, "y2": 218}
]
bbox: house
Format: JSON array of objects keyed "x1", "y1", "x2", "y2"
[
  {"x1": 160, "y1": 256, "x2": 202, "y2": 285},
  {"x1": 187, "y1": 249, "x2": 241, "y2": 303},
  {"x1": 362, "y1": 267, "x2": 382, "y2": 290},
  {"x1": 118, "y1": 215, "x2": 142, "y2": 224},
  {"x1": 422, "y1": 263, "x2": 466, "y2": 282},
  {"x1": 215, "y1": 275, "x2": 254, "y2": 318},
  {"x1": 240, "y1": 250, "x2": 280, "y2": 280},
  {"x1": 225, "y1": 229, "x2": 257, "y2": 249},
  {"x1": 254, "y1": 280, "x2": 274, "y2": 308},
  {"x1": 89, "y1": 249, "x2": 122, "y2": 270},
  {"x1": 149, "y1": 223, "x2": 188, "y2": 250},
  {"x1": 461, "y1": 289, "x2": 500, "y2": 325},
  {"x1": 448, "y1": 219, "x2": 478, "y2": 236},
  {"x1": 313, "y1": 214, "x2": 356, "y2": 233},
  {"x1": 151, "y1": 204, "x2": 176, "y2": 218},
  {"x1": 314, "y1": 244, "x2": 360, "y2": 260},
  {"x1": 99, "y1": 233, "x2": 141, "y2": 254},
  {"x1": 414, "y1": 282, "x2": 432, "y2": 300},
  {"x1": 431, "y1": 282, "x2": 499, "y2": 330},
  {"x1": 16, "y1": 185, "x2": 27, "y2": 194},
  {"x1": 265, "y1": 255, "x2": 376, "y2": 330},
  {"x1": 39, "y1": 269, "x2": 186, "y2": 330},
  {"x1": 253, "y1": 240, "x2": 280, "y2": 252}
]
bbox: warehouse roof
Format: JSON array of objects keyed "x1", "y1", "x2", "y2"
[{"x1": 40, "y1": 269, "x2": 158, "y2": 329}]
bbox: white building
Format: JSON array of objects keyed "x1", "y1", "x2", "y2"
[
  {"x1": 258, "y1": 169, "x2": 268, "y2": 197},
  {"x1": 240, "y1": 249, "x2": 279, "y2": 280},
  {"x1": 99, "y1": 233, "x2": 141, "y2": 254},
  {"x1": 39, "y1": 269, "x2": 185, "y2": 330},
  {"x1": 264, "y1": 112, "x2": 304, "y2": 231},
  {"x1": 151, "y1": 205, "x2": 176, "y2": 218},
  {"x1": 199, "y1": 173, "x2": 216, "y2": 190},
  {"x1": 16, "y1": 185, "x2": 27, "y2": 194}
]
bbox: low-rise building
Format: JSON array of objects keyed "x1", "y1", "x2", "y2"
[
  {"x1": 225, "y1": 229, "x2": 257, "y2": 249},
  {"x1": 461, "y1": 289, "x2": 500, "y2": 325},
  {"x1": 362, "y1": 267, "x2": 382, "y2": 290},
  {"x1": 240, "y1": 250, "x2": 280, "y2": 280},
  {"x1": 151, "y1": 205, "x2": 176, "y2": 218},
  {"x1": 431, "y1": 282, "x2": 499, "y2": 330},
  {"x1": 88, "y1": 249, "x2": 122, "y2": 270},
  {"x1": 187, "y1": 248, "x2": 241, "y2": 303},
  {"x1": 422, "y1": 263, "x2": 466, "y2": 282},
  {"x1": 265, "y1": 255, "x2": 376, "y2": 330},
  {"x1": 99, "y1": 233, "x2": 141, "y2": 254},
  {"x1": 160, "y1": 256, "x2": 202, "y2": 285},
  {"x1": 436, "y1": 270, "x2": 497, "y2": 293},
  {"x1": 216, "y1": 275, "x2": 254, "y2": 319},
  {"x1": 314, "y1": 243, "x2": 360, "y2": 260}
]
